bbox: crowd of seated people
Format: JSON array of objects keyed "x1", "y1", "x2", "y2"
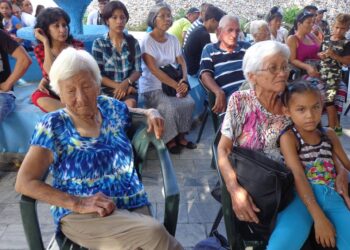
[{"x1": 1, "y1": 1, "x2": 350, "y2": 249}]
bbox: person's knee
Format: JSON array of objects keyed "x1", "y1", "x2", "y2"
[
  {"x1": 146, "y1": 221, "x2": 182, "y2": 250},
  {"x1": 147, "y1": 219, "x2": 168, "y2": 238},
  {"x1": 0, "y1": 94, "x2": 15, "y2": 121}
]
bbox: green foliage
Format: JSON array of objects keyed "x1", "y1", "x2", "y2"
[
  {"x1": 239, "y1": 17, "x2": 250, "y2": 33},
  {"x1": 173, "y1": 8, "x2": 186, "y2": 21},
  {"x1": 283, "y1": 6, "x2": 301, "y2": 25}
]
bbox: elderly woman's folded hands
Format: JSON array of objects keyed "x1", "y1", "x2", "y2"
[{"x1": 74, "y1": 192, "x2": 116, "y2": 217}]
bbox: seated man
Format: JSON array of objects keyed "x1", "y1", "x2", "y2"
[
  {"x1": 183, "y1": 2, "x2": 212, "y2": 47},
  {"x1": 183, "y1": 5, "x2": 225, "y2": 77},
  {"x1": 199, "y1": 15, "x2": 246, "y2": 114},
  {"x1": 167, "y1": 7, "x2": 200, "y2": 46},
  {"x1": 15, "y1": 48, "x2": 183, "y2": 250},
  {"x1": 0, "y1": 29, "x2": 31, "y2": 121},
  {"x1": 87, "y1": 0, "x2": 109, "y2": 25}
]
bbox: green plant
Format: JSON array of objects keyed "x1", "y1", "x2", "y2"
[
  {"x1": 239, "y1": 17, "x2": 250, "y2": 33},
  {"x1": 173, "y1": 8, "x2": 186, "y2": 21},
  {"x1": 283, "y1": 6, "x2": 301, "y2": 25}
]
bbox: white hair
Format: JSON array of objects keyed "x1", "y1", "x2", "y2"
[
  {"x1": 243, "y1": 40, "x2": 290, "y2": 83},
  {"x1": 218, "y1": 14, "x2": 239, "y2": 29},
  {"x1": 249, "y1": 20, "x2": 269, "y2": 35},
  {"x1": 49, "y1": 47, "x2": 102, "y2": 95}
]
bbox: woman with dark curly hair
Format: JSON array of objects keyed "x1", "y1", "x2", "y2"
[{"x1": 31, "y1": 7, "x2": 84, "y2": 112}]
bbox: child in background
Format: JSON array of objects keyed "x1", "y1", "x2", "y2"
[
  {"x1": 0, "y1": 0, "x2": 22, "y2": 35},
  {"x1": 318, "y1": 14, "x2": 350, "y2": 135},
  {"x1": 278, "y1": 81, "x2": 350, "y2": 249}
]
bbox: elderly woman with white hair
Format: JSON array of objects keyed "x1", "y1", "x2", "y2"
[
  {"x1": 139, "y1": 2, "x2": 196, "y2": 154},
  {"x1": 249, "y1": 20, "x2": 270, "y2": 43},
  {"x1": 15, "y1": 47, "x2": 183, "y2": 250},
  {"x1": 217, "y1": 40, "x2": 349, "y2": 249}
]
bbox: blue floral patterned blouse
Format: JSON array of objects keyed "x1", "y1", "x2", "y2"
[{"x1": 30, "y1": 96, "x2": 149, "y2": 229}]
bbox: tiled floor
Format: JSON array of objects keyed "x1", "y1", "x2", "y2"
[{"x1": 1, "y1": 108, "x2": 350, "y2": 249}]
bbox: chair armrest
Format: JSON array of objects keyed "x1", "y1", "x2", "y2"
[
  {"x1": 19, "y1": 170, "x2": 50, "y2": 250},
  {"x1": 20, "y1": 194, "x2": 45, "y2": 250},
  {"x1": 131, "y1": 125, "x2": 180, "y2": 236}
]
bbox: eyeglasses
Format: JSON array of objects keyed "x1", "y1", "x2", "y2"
[{"x1": 258, "y1": 65, "x2": 290, "y2": 75}]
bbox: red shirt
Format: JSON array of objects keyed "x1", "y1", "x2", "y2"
[{"x1": 34, "y1": 39, "x2": 84, "y2": 79}]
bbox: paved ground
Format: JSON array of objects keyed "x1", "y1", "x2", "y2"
[{"x1": 1, "y1": 106, "x2": 350, "y2": 249}]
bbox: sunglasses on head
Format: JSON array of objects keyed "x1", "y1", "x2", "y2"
[{"x1": 297, "y1": 11, "x2": 315, "y2": 22}]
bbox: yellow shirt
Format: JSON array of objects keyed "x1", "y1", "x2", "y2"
[{"x1": 167, "y1": 18, "x2": 191, "y2": 46}]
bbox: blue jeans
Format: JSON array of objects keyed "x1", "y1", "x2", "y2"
[
  {"x1": 267, "y1": 184, "x2": 350, "y2": 250},
  {"x1": 0, "y1": 93, "x2": 15, "y2": 121}
]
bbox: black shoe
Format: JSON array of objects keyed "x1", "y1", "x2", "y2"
[
  {"x1": 177, "y1": 140, "x2": 197, "y2": 149},
  {"x1": 167, "y1": 144, "x2": 182, "y2": 154}
]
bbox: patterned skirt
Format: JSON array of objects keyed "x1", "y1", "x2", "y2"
[{"x1": 141, "y1": 90, "x2": 195, "y2": 143}]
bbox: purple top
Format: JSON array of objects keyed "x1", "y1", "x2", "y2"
[{"x1": 296, "y1": 34, "x2": 320, "y2": 62}]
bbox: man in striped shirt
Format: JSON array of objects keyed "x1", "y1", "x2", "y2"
[{"x1": 199, "y1": 15, "x2": 247, "y2": 114}]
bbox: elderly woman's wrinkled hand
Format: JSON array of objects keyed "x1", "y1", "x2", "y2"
[
  {"x1": 146, "y1": 108, "x2": 164, "y2": 140},
  {"x1": 74, "y1": 192, "x2": 116, "y2": 217},
  {"x1": 230, "y1": 184, "x2": 260, "y2": 224}
]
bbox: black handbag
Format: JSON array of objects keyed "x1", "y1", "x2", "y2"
[
  {"x1": 159, "y1": 64, "x2": 190, "y2": 96},
  {"x1": 229, "y1": 146, "x2": 294, "y2": 240}
]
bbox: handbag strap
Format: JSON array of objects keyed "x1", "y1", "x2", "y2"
[{"x1": 268, "y1": 175, "x2": 282, "y2": 233}]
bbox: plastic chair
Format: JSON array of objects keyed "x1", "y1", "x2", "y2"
[
  {"x1": 19, "y1": 116, "x2": 180, "y2": 250},
  {"x1": 195, "y1": 78, "x2": 244, "y2": 143}
]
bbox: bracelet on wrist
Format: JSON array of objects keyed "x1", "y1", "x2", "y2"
[{"x1": 127, "y1": 78, "x2": 132, "y2": 86}]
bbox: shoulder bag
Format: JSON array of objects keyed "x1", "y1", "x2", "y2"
[
  {"x1": 229, "y1": 146, "x2": 294, "y2": 240},
  {"x1": 159, "y1": 64, "x2": 190, "y2": 96}
]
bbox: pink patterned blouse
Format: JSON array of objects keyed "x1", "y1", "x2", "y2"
[{"x1": 221, "y1": 89, "x2": 291, "y2": 161}]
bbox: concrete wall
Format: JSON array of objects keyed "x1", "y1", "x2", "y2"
[{"x1": 88, "y1": 0, "x2": 350, "y2": 27}]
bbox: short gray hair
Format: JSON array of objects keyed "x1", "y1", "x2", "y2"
[
  {"x1": 146, "y1": 2, "x2": 172, "y2": 29},
  {"x1": 218, "y1": 15, "x2": 239, "y2": 29},
  {"x1": 249, "y1": 20, "x2": 268, "y2": 35},
  {"x1": 49, "y1": 47, "x2": 102, "y2": 95},
  {"x1": 243, "y1": 40, "x2": 290, "y2": 81}
]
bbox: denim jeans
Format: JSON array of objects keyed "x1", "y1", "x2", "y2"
[
  {"x1": 0, "y1": 93, "x2": 15, "y2": 122},
  {"x1": 267, "y1": 184, "x2": 350, "y2": 250}
]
